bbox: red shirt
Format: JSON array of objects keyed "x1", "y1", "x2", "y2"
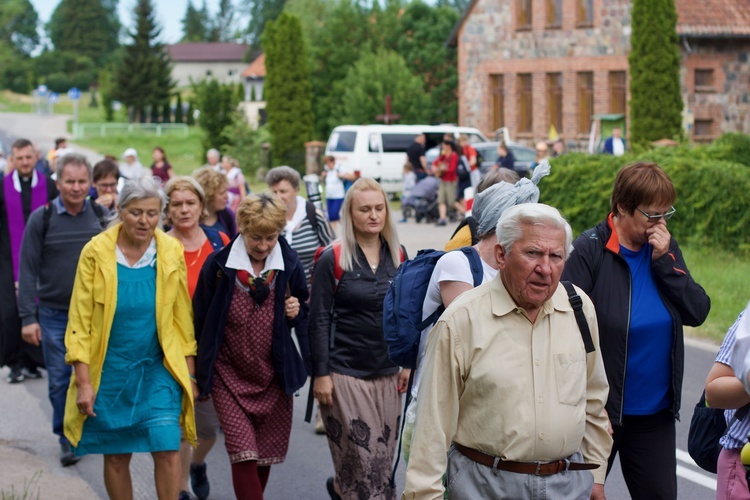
[{"x1": 433, "y1": 152, "x2": 459, "y2": 182}]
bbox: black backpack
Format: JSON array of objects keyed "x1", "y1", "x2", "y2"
[
  {"x1": 42, "y1": 202, "x2": 107, "y2": 239},
  {"x1": 688, "y1": 391, "x2": 750, "y2": 473}
]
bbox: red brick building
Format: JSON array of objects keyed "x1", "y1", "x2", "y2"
[{"x1": 448, "y1": 0, "x2": 750, "y2": 146}]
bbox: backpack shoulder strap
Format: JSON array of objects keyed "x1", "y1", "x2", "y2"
[
  {"x1": 90, "y1": 202, "x2": 108, "y2": 229},
  {"x1": 306, "y1": 200, "x2": 319, "y2": 234},
  {"x1": 202, "y1": 226, "x2": 225, "y2": 249},
  {"x1": 459, "y1": 246, "x2": 483, "y2": 287},
  {"x1": 41, "y1": 203, "x2": 52, "y2": 240},
  {"x1": 561, "y1": 280, "x2": 595, "y2": 354},
  {"x1": 331, "y1": 241, "x2": 343, "y2": 284}
]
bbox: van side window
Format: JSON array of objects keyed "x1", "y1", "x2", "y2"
[
  {"x1": 381, "y1": 133, "x2": 418, "y2": 153},
  {"x1": 328, "y1": 131, "x2": 357, "y2": 152}
]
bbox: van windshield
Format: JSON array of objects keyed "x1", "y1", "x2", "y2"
[
  {"x1": 381, "y1": 133, "x2": 418, "y2": 153},
  {"x1": 327, "y1": 131, "x2": 357, "y2": 152}
]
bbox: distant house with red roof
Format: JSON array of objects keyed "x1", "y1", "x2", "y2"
[
  {"x1": 239, "y1": 53, "x2": 267, "y2": 128},
  {"x1": 450, "y1": 0, "x2": 750, "y2": 146},
  {"x1": 166, "y1": 42, "x2": 249, "y2": 87}
]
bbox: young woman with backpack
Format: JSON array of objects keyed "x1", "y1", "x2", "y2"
[{"x1": 309, "y1": 177, "x2": 409, "y2": 500}]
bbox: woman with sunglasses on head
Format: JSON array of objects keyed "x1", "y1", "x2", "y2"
[
  {"x1": 192, "y1": 192, "x2": 309, "y2": 499},
  {"x1": 562, "y1": 161, "x2": 710, "y2": 500}
]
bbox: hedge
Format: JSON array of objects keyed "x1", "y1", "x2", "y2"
[{"x1": 541, "y1": 146, "x2": 750, "y2": 253}]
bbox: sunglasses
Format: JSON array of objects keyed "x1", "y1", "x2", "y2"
[{"x1": 636, "y1": 206, "x2": 676, "y2": 222}]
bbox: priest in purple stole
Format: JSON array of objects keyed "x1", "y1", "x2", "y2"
[{"x1": 0, "y1": 139, "x2": 58, "y2": 383}]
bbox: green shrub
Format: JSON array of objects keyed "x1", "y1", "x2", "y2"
[
  {"x1": 705, "y1": 133, "x2": 750, "y2": 167},
  {"x1": 542, "y1": 148, "x2": 750, "y2": 253}
]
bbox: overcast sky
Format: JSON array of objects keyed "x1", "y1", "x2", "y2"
[{"x1": 29, "y1": 0, "x2": 224, "y2": 45}]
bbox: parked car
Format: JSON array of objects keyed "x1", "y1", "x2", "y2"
[{"x1": 425, "y1": 141, "x2": 536, "y2": 177}]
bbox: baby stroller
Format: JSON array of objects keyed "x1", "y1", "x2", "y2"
[{"x1": 402, "y1": 176, "x2": 440, "y2": 223}]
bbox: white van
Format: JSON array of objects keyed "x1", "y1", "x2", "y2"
[{"x1": 324, "y1": 124, "x2": 488, "y2": 194}]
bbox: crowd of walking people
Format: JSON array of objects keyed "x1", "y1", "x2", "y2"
[{"x1": 7, "y1": 133, "x2": 750, "y2": 500}]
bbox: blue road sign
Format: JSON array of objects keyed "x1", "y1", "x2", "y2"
[
  {"x1": 48, "y1": 92, "x2": 60, "y2": 104},
  {"x1": 67, "y1": 87, "x2": 81, "y2": 100},
  {"x1": 37, "y1": 85, "x2": 48, "y2": 96}
]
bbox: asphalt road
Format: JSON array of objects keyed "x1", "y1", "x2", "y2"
[{"x1": 0, "y1": 111, "x2": 721, "y2": 498}]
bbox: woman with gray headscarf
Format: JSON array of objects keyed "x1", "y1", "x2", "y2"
[{"x1": 401, "y1": 160, "x2": 551, "y2": 461}]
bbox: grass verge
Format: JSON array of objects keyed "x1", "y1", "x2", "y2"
[{"x1": 683, "y1": 246, "x2": 750, "y2": 343}]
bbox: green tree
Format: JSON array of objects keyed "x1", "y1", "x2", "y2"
[
  {"x1": 397, "y1": 1, "x2": 459, "y2": 124},
  {"x1": 48, "y1": 0, "x2": 119, "y2": 65},
  {"x1": 212, "y1": 0, "x2": 236, "y2": 42},
  {"x1": 223, "y1": 115, "x2": 272, "y2": 176},
  {"x1": 628, "y1": 0, "x2": 682, "y2": 145},
  {"x1": 263, "y1": 12, "x2": 314, "y2": 169},
  {"x1": 245, "y1": 0, "x2": 287, "y2": 45},
  {"x1": 236, "y1": 82, "x2": 245, "y2": 103},
  {"x1": 335, "y1": 49, "x2": 429, "y2": 125},
  {"x1": 115, "y1": 0, "x2": 175, "y2": 123},
  {"x1": 181, "y1": 0, "x2": 207, "y2": 41},
  {"x1": 162, "y1": 100, "x2": 171, "y2": 123},
  {"x1": 186, "y1": 100, "x2": 195, "y2": 125},
  {"x1": 32, "y1": 49, "x2": 97, "y2": 92},
  {"x1": 297, "y1": 0, "x2": 371, "y2": 137},
  {"x1": 174, "y1": 93, "x2": 184, "y2": 123},
  {"x1": 98, "y1": 67, "x2": 115, "y2": 121},
  {"x1": 192, "y1": 79, "x2": 240, "y2": 153},
  {"x1": 0, "y1": 0, "x2": 40, "y2": 56},
  {"x1": 0, "y1": 43, "x2": 30, "y2": 93}
]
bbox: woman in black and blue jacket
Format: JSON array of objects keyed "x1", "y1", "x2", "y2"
[{"x1": 562, "y1": 161, "x2": 710, "y2": 500}]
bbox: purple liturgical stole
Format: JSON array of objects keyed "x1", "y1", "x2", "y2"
[{"x1": 4, "y1": 170, "x2": 48, "y2": 281}]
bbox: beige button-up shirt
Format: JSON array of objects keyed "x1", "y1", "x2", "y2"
[{"x1": 402, "y1": 276, "x2": 612, "y2": 499}]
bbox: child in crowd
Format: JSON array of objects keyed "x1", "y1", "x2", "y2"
[{"x1": 400, "y1": 162, "x2": 417, "y2": 222}]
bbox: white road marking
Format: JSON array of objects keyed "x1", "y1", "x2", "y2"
[{"x1": 676, "y1": 448, "x2": 717, "y2": 491}]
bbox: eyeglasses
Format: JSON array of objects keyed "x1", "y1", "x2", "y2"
[{"x1": 636, "y1": 206, "x2": 676, "y2": 222}]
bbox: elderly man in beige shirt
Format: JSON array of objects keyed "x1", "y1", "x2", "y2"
[{"x1": 402, "y1": 203, "x2": 612, "y2": 500}]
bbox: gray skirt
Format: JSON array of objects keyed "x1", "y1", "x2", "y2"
[{"x1": 320, "y1": 371, "x2": 401, "y2": 500}]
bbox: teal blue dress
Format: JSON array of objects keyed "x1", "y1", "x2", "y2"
[{"x1": 75, "y1": 263, "x2": 182, "y2": 456}]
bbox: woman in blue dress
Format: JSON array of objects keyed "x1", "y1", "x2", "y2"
[{"x1": 64, "y1": 177, "x2": 198, "y2": 499}]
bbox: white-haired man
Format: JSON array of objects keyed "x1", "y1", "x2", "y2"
[{"x1": 403, "y1": 203, "x2": 612, "y2": 500}]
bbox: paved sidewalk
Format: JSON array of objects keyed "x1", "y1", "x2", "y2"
[{"x1": 0, "y1": 367, "x2": 96, "y2": 499}]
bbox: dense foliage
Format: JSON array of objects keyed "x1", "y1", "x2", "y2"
[
  {"x1": 542, "y1": 139, "x2": 750, "y2": 252},
  {"x1": 114, "y1": 0, "x2": 174, "y2": 123},
  {"x1": 262, "y1": 12, "x2": 314, "y2": 170},
  {"x1": 48, "y1": 0, "x2": 120, "y2": 66},
  {"x1": 628, "y1": 0, "x2": 683, "y2": 145},
  {"x1": 192, "y1": 79, "x2": 242, "y2": 154}
]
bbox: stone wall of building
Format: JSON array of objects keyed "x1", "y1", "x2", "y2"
[
  {"x1": 457, "y1": 0, "x2": 750, "y2": 147},
  {"x1": 682, "y1": 39, "x2": 750, "y2": 141}
]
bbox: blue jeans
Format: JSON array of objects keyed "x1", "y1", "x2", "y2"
[{"x1": 38, "y1": 307, "x2": 72, "y2": 445}]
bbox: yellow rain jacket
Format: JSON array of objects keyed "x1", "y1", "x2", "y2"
[{"x1": 63, "y1": 224, "x2": 197, "y2": 446}]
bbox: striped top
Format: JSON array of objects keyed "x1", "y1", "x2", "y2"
[
  {"x1": 716, "y1": 310, "x2": 750, "y2": 450},
  {"x1": 289, "y1": 210, "x2": 333, "y2": 287}
]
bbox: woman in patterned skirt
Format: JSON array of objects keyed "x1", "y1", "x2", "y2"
[
  {"x1": 310, "y1": 177, "x2": 411, "y2": 500},
  {"x1": 193, "y1": 192, "x2": 310, "y2": 499},
  {"x1": 64, "y1": 177, "x2": 197, "y2": 499}
]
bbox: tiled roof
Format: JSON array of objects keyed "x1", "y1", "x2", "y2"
[
  {"x1": 446, "y1": 0, "x2": 750, "y2": 46},
  {"x1": 676, "y1": 0, "x2": 750, "y2": 36},
  {"x1": 166, "y1": 43, "x2": 249, "y2": 62},
  {"x1": 242, "y1": 53, "x2": 265, "y2": 78}
]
